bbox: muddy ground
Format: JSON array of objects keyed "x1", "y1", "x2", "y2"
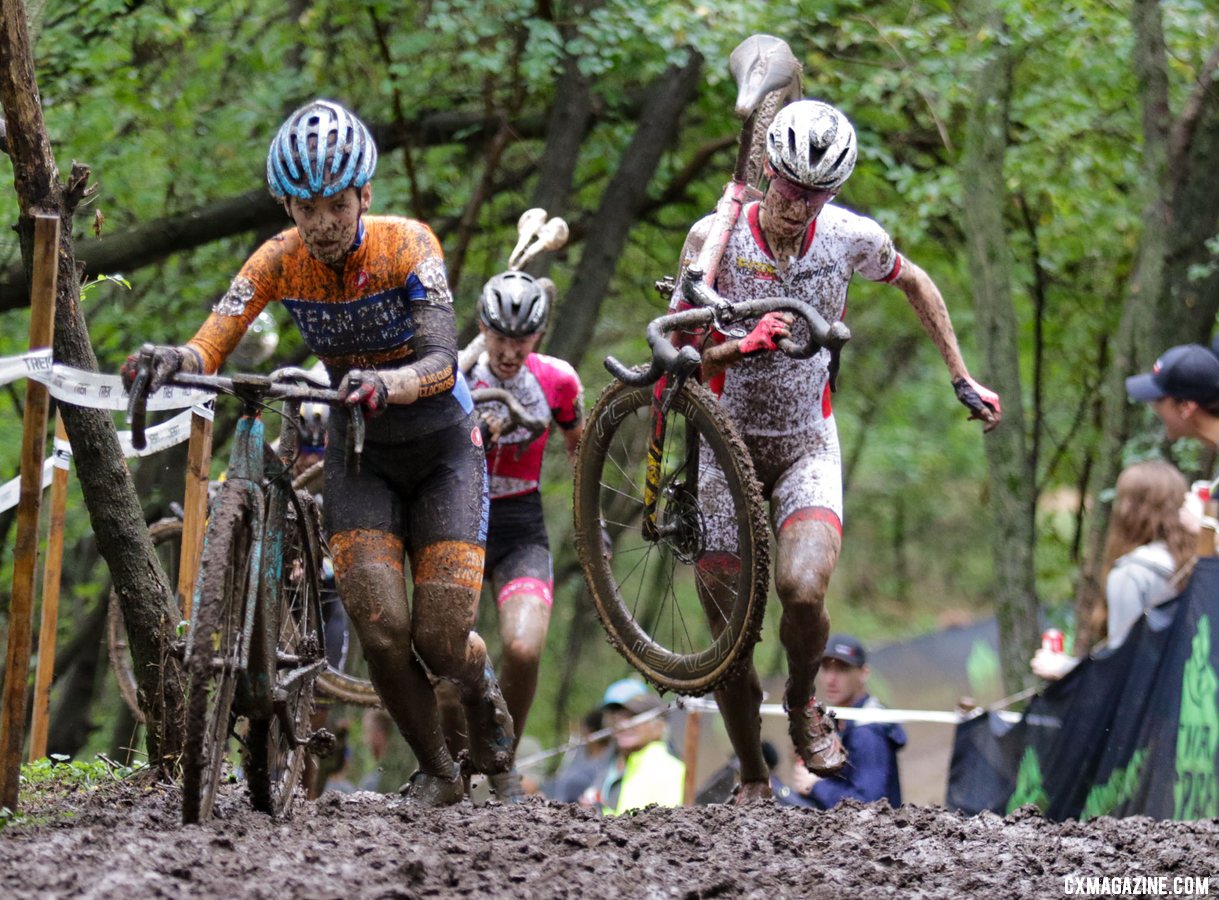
[{"x1": 1, "y1": 781, "x2": 1216, "y2": 899}]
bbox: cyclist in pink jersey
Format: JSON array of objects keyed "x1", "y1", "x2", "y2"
[
  {"x1": 671, "y1": 100, "x2": 1001, "y2": 803},
  {"x1": 463, "y1": 270, "x2": 584, "y2": 797}
]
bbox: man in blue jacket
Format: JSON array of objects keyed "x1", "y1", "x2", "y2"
[{"x1": 788, "y1": 635, "x2": 906, "y2": 809}]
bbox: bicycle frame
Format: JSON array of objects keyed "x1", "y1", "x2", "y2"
[{"x1": 605, "y1": 267, "x2": 852, "y2": 547}]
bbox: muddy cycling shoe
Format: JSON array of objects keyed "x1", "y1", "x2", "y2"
[
  {"x1": 731, "y1": 780, "x2": 774, "y2": 806},
  {"x1": 787, "y1": 698, "x2": 847, "y2": 776},
  {"x1": 488, "y1": 768, "x2": 525, "y2": 804},
  {"x1": 462, "y1": 665, "x2": 516, "y2": 775},
  {"x1": 399, "y1": 763, "x2": 465, "y2": 808}
]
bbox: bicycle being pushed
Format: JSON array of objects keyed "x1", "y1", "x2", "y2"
[
  {"x1": 126, "y1": 347, "x2": 364, "y2": 824},
  {"x1": 573, "y1": 268, "x2": 850, "y2": 695}
]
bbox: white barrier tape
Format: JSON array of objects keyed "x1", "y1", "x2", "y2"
[
  {"x1": 30, "y1": 365, "x2": 214, "y2": 412},
  {"x1": 514, "y1": 698, "x2": 1019, "y2": 772},
  {"x1": 0, "y1": 349, "x2": 215, "y2": 411},
  {"x1": 678, "y1": 696, "x2": 1020, "y2": 725},
  {"x1": 0, "y1": 404, "x2": 213, "y2": 514},
  {"x1": 0, "y1": 349, "x2": 52, "y2": 385},
  {"x1": 0, "y1": 458, "x2": 55, "y2": 515}
]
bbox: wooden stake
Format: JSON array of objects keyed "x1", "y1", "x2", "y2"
[
  {"x1": 29, "y1": 415, "x2": 69, "y2": 762},
  {"x1": 682, "y1": 709, "x2": 701, "y2": 805},
  {"x1": 177, "y1": 407, "x2": 213, "y2": 621},
  {"x1": 0, "y1": 213, "x2": 59, "y2": 809}
]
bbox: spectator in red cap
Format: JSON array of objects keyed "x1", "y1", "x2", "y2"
[
  {"x1": 1126, "y1": 343, "x2": 1219, "y2": 449},
  {"x1": 788, "y1": 636, "x2": 905, "y2": 809}
]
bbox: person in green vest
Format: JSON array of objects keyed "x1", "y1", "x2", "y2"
[{"x1": 587, "y1": 679, "x2": 685, "y2": 815}]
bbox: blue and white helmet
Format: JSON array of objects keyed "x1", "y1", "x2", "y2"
[{"x1": 266, "y1": 99, "x2": 378, "y2": 201}]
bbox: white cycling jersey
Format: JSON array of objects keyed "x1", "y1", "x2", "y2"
[
  {"x1": 676, "y1": 200, "x2": 902, "y2": 535},
  {"x1": 676, "y1": 201, "x2": 901, "y2": 437}
]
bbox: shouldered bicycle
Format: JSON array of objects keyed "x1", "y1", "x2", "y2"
[{"x1": 572, "y1": 267, "x2": 850, "y2": 695}]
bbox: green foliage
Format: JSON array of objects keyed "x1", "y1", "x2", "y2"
[
  {"x1": 3, "y1": 0, "x2": 1217, "y2": 751},
  {"x1": 0, "y1": 755, "x2": 145, "y2": 830}
]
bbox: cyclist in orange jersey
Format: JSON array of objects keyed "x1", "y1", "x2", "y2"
[{"x1": 122, "y1": 99, "x2": 512, "y2": 806}]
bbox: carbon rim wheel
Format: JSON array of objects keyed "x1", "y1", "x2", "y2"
[
  {"x1": 245, "y1": 490, "x2": 325, "y2": 816},
  {"x1": 181, "y1": 488, "x2": 251, "y2": 825},
  {"x1": 573, "y1": 377, "x2": 770, "y2": 695}
]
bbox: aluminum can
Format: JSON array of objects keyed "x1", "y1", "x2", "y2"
[{"x1": 1041, "y1": 628, "x2": 1064, "y2": 653}]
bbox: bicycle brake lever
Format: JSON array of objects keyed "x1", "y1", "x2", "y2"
[
  {"x1": 125, "y1": 343, "x2": 157, "y2": 451},
  {"x1": 347, "y1": 406, "x2": 365, "y2": 473}
]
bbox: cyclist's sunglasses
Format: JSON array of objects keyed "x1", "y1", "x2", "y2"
[{"x1": 769, "y1": 175, "x2": 836, "y2": 206}]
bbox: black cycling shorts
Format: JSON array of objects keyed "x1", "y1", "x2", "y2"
[
  {"x1": 322, "y1": 415, "x2": 488, "y2": 553},
  {"x1": 484, "y1": 491, "x2": 550, "y2": 571}
]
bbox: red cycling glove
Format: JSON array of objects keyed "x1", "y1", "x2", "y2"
[
  {"x1": 339, "y1": 370, "x2": 389, "y2": 418},
  {"x1": 738, "y1": 312, "x2": 791, "y2": 356}
]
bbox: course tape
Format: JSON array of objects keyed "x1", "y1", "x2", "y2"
[
  {"x1": 514, "y1": 698, "x2": 1018, "y2": 772},
  {"x1": 0, "y1": 350, "x2": 216, "y2": 513},
  {"x1": 0, "y1": 350, "x2": 214, "y2": 412}
]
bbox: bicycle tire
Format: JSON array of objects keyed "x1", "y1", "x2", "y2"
[
  {"x1": 181, "y1": 487, "x2": 253, "y2": 825},
  {"x1": 573, "y1": 377, "x2": 770, "y2": 695},
  {"x1": 244, "y1": 489, "x2": 325, "y2": 816},
  {"x1": 107, "y1": 517, "x2": 184, "y2": 725}
]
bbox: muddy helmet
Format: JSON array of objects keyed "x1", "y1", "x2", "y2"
[
  {"x1": 765, "y1": 100, "x2": 857, "y2": 192},
  {"x1": 266, "y1": 99, "x2": 378, "y2": 201},
  {"x1": 478, "y1": 271, "x2": 549, "y2": 338}
]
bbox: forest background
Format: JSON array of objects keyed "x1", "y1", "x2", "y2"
[{"x1": 0, "y1": 0, "x2": 1217, "y2": 781}]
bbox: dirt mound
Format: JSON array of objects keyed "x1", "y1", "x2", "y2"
[{"x1": 1, "y1": 783, "x2": 1216, "y2": 898}]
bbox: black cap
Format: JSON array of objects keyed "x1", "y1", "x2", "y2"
[
  {"x1": 823, "y1": 634, "x2": 866, "y2": 667},
  {"x1": 1126, "y1": 344, "x2": 1219, "y2": 404}
]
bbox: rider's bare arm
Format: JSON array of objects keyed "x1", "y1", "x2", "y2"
[
  {"x1": 561, "y1": 420, "x2": 584, "y2": 464},
  {"x1": 892, "y1": 260, "x2": 1002, "y2": 429}
]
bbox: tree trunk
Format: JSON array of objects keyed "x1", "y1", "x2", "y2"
[
  {"x1": 1, "y1": 0, "x2": 186, "y2": 767},
  {"x1": 546, "y1": 50, "x2": 704, "y2": 367},
  {"x1": 958, "y1": 2, "x2": 1040, "y2": 692}
]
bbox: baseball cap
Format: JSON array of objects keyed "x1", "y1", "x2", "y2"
[
  {"x1": 823, "y1": 635, "x2": 866, "y2": 667},
  {"x1": 1126, "y1": 344, "x2": 1219, "y2": 404},
  {"x1": 601, "y1": 678, "x2": 663, "y2": 714}
]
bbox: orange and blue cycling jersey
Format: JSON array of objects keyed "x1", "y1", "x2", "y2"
[{"x1": 185, "y1": 215, "x2": 473, "y2": 439}]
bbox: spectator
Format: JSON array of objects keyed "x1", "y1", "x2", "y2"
[
  {"x1": 358, "y1": 709, "x2": 395, "y2": 793},
  {"x1": 788, "y1": 636, "x2": 905, "y2": 809},
  {"x1": 1034, "y1": 460, "x2": 1194, "y2": 683},
  {"x1": 585, "y1": 679, "x2": 685, "y2": 815},
  {"x1": 544, "y1": 709, "x2": 613, "y2": 803},
  {"x1": 1126, "y1": 343, "x2": 1219, "y2": 451}
]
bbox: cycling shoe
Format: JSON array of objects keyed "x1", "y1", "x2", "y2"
[
  {"x1": 463, "y1": 664, "x2": 515, "y2": 775},
  {"x1": 787, "y1": 697, "x2": 847, "y2": 776},
  {"x1": 399, "y1": 763, "x2": 465, "y2": 808}
]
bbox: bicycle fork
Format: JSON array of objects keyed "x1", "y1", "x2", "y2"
[{"x1": 642, "y1": 373, "x2": 700, "y2": 544}]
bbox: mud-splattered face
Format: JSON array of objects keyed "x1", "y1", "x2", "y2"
[
  {"x1": 286, "y1": 185, "x2": 371, "y2": 266},
  {"x1": 819, "y1": 658, "x2": 868, "y2": 708},
  {"x1": 761, "y1": 176, "x2": 835, "y2": 240},
  {"x1": 479, "y1": 323, "x2": 541, "y2": 380}
]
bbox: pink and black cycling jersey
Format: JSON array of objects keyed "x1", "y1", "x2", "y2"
[
  {"x1": 674, "y1": 201, "x2": 901, "y2": 435},
  {"x1": 469, "y1": 352, "x2": 583, "y2": 500}
]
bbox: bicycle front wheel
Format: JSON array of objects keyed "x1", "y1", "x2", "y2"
[
  {"x1": 181, "y1": 488, "x2": 252, "y2": 825},
  {"x1": 573, "y1": 377, "x2": 770, "y2": 695},
  {"x1": 245, "y1": 490, "x2": 325, "y2": 816}
]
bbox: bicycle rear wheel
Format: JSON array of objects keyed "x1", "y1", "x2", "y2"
[
  {"x1": 108, "y1": 517, "x2": 183, "y2": 724},
  {"x1": 573, "y1": 377, "x2": 770, "y2": 695},
  {"x1": 244, "y1": 489, "x2": 325, "y2": 816},
  {"x1": 181, "y1": 488, "x2": 253, "y2": 824}
]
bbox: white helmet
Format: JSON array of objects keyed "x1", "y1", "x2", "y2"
[{"x1": 766, "y1": 100, "x2": 857, "y2": 192}]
